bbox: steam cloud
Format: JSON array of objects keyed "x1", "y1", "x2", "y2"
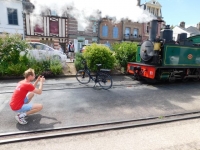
[{"x1": 29, "y1": 0, "x2": 156, "y2": 28}]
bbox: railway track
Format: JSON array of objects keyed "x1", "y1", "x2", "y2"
[
  {"x1": 0, "y1": 83, "x2": 143, "y2": 94},
  {"x1": 1, "y1": 111, "x2": 200, "y2": 145},
  {"x1": 1, "y1": 79, "x2": 199, "y2": 95}
]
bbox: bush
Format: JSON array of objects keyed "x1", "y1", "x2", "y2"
[
  {"x1": 74, "y1": 52, "x2": 85, "y2": 71},
  {"x1": 0, "y1": 33, "x2": 63, "y2": 77},
  {"x1": 82, "y1": 44, "x2": 116, "y2": 71},
  {"x1": 0, "y1": 33, "x2": 30, "y2": 64},
  {"x1": 50, "y1": 60, "x2": 62, "y2": 75},
  {"x1": 112, "y1": 42, "x2": 138, "y2": 70},
  {"x1": 0, "y1": 33, "x2": 30, "y2": 76},
  {"x1": 28, "y1": 57, "x2": 63, "y2": 76}
]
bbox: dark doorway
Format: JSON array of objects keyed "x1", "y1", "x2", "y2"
[{"x1": 60, "y1": 43, "x2": 66, "y2": 53}]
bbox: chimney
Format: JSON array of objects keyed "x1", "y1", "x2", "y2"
[
  {"x1": 149, "y1": 20, "x2": 158, "y2": 42},
  {"x1": 137, "y1": 0, "x2": 141, "y2": 6},
  {"x1": 179, "y1": 21, "x2": 185, "y2": 28},
  {"x1": 197, "y1": 22, "x2": 200, "y2": 31}
]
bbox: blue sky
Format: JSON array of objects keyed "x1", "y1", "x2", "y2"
[{"x1": 141, "y1": 0, "x2": 200, "y2": 27}]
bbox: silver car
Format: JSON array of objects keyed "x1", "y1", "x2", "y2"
[{"x1": 27, "y1": 42, "x2": 67, "y2": 67}]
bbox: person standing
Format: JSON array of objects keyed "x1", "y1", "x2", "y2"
[
  {"x1": 67, "y1": 41, "x2": 75, "y2": 61},
  {"x1": 10, "y1": 68, "x2": 45, "y2": 125}
]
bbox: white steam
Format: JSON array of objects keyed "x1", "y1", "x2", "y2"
[{"x1": 29, "y1": 0, "x2": 156, "y2": 28}]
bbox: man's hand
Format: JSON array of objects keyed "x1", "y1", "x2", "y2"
[
  {"x1": 40, "y1": 76, "x2": 45, "y2": 83},
  {"x1": 33, "y1": 75, "x2": 41, "y2": 87},
  {"x1": 33, "y1": 76, "x2": 45, "y2": 95},
  {"x1": 36, "y1": 75, "x2": 41, "y2": 82}
]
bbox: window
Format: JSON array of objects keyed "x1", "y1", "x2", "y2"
[
  {"x1": 125, "y1": 27, "x2": 130, "y2": 36},
  {"x1": 35, "y1": 44, "x2": 44, "y2": 50},
  {"x1": 85, "y1": 40, "x2": 88, "y2": 45},
  {"x1": 7, "y1": 8, "x2": 18, "y2": 25},
  {"x1": 102, "y1": 25, "x2": 108, "y2": 37},
  {"x1": 113, "y1": 26, "x2": 118, "y2": 38},
  {"x1": 133, "y1": 28, "x2": 138, "y2": 38},
  {"x1": 152, "y1": 8, "x2": 155, "y2": 15},
  {"x1": 93, "y1": 22, "x2": 97, "y2": 33},
  {"x1": 34, "y1": 24, "x2": 44, "y2": 33},
  {"x1": 146, "y1": 25, "x2": 149, "y2": 33},
  {"x1": 50, "y1": 20, "x2": 59, "y2": 34}
]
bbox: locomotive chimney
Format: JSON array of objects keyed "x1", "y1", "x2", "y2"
[
  {"x1": 137, "y1": 0, "x2": 141, "y2": 6},
  {"x1": 197, "y1": 22, "x2": 200, "y2": 31},
  {"x1": 149, "y1": 20, "x2": 158, "y2": 42},
  {"x1": 179, "y1": 21, "x2": 185, "y2": 28}
]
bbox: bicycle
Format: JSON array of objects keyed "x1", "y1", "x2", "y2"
[{"x1": 76, "y1": 61, "x2": 113, "y2": 90}]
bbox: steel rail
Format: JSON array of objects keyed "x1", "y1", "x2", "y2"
[{"x1": 0, "y1": 83, "x2": 143, "y2": 94}]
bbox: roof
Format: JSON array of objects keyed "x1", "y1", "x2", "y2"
[
  {"x1": 173, "y1": 26, "x2": 190, "y2": 34},
  {"x1": 185, "y1": 26, "x2": 200, "y2": 36},
  {"x1": 146, "y1": 0, "x2": 162, "y2": 7},
  {"x1": 173, "y1": 25, "x2": 200, "y2": 37}
]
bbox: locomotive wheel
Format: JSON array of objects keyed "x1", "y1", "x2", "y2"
[{"x1": 193, "y1": 70, "x2": 200, "y2": 82}]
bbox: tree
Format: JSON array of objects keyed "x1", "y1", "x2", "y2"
[{"x1": 170, "y1": 25, "x2": 175, "y2": 29}]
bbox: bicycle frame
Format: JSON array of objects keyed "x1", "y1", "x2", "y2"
[
  {"x1": 83, "y1": 62, "x2": 101, "y2": 83},
  {"x1": 76, "y1": 61, "x2": 113, "y2": 89}
]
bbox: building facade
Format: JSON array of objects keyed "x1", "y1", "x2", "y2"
[
  {"x1": 142, "y1": 0, "x2": 163, "y2": 41},
  {"x1": 0, "y1": 0, "x2": 24, "y2": 36},
  {"x1": 122, "y1": 20, "x2": 142, "y2": 42},
  {"x1": 67, "y1": 17, "x2": 99, "y2": 52},
  {"x1": 173, "y1": 22, "x2": 200, "y2": 41},
  {"x1": 24, "y1": 12, "x2": 68, "y2": 52},
  {"x1": 99, "y1": 18, "x2": 123, "y2": 46}
]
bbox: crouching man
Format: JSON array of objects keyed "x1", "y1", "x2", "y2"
[{"x1": 9, "y1": 68, "x2": 45, "y2": 125}]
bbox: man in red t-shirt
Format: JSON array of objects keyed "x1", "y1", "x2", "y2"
[{"x1": 10, "y1": 68, "x2": 45, "y2": 125}]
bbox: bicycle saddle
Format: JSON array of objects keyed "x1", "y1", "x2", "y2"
[{"x1": 96, "y1": 64, "x2": 102, "y2": 66}]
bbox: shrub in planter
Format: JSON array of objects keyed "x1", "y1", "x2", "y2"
[
  {"x1": 28, "y1": 57, "x2": 62, "y2": 76},
  {"x1": 50, "y1": 59, "x2": 62, "y2": 75},
  {"x1": 74, "y1": 52, "x2": 85, "y2": 70},
  {"x1": 83, "y1": 44, "x2": 116, "y2": 71},
  {"x1": 0, "y1": 33, "x2": 30, "y2": 76},
  {"x1": 0, "y1": 33, "x2": 30, "y2": 64},
  {"x1": 7, "y1": 63, "x2": 27, "y2": 76},
  {"x1": 112, "y1": 42, "x2": 138, "y2": 70}
]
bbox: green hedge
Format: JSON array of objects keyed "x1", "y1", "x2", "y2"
[
  {"x1": 112, "y1": 42, "x2": 138, "y2": 70},
  {"x1": 0, "y1": 34, "x2": 63, "y2": 77},
  {"x1": 74, "y1": 52, "x2": 85, "y2": 71},
  {"x1": 82, "y1": 44, "x2": 116, "y2": 71}
]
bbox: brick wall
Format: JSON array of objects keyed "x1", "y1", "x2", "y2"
[{"x1": 99, "y1": 18, "x2": 123, "y2": 44}]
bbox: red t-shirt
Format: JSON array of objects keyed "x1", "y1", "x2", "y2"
[{"x1": 10, "y1": 80, "x2": 35, "y2": 111}]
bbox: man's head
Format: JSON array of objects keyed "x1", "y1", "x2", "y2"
[{"x1": 24, "y1": 68, "x2": 35, "y2": 81}]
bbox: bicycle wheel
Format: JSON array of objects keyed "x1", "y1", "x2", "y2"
[
  {"x1": 76, "y1": 70, "x2": 90, "y2": 84},
  {"x1": 98, "y1": 72, "x2": 113, "y2": 89}
]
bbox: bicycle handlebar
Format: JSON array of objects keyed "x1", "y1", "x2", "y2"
[{"x1": 82, "y1": 60, "x2": 86, "y2": 64}]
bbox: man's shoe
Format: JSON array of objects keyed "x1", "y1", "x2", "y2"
[
  {"x1": 15, "y1": 115, "x2": 27, "y2": 125},
  {"x1": 17, "y1": 113, "x2": 28, "y2": 119}
]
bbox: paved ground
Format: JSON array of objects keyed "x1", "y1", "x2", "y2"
[{"x1": 1, "y1": 76, "x2": 200, "y2": 135}]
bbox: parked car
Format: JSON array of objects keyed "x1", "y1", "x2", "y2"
[{"x1": 22, "y1": 42, "x2": 67, "y2": 67}]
